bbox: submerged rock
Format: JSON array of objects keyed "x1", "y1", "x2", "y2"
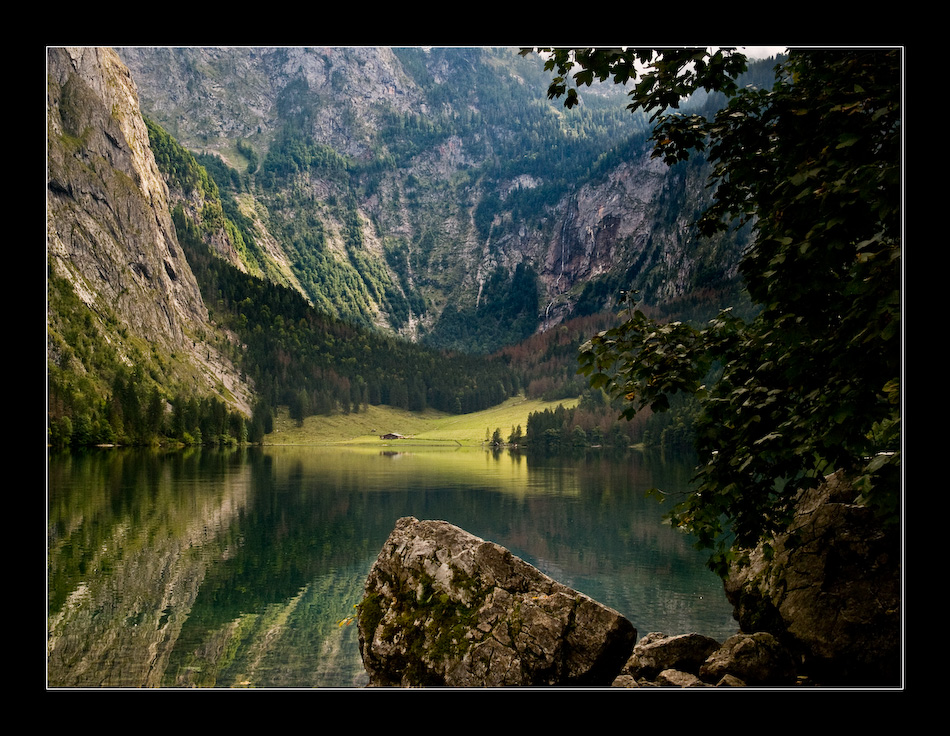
[{"x1": 357, "y1": 516, "x2": 637, "y2": 687}]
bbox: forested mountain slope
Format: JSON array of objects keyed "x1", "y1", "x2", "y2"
[
  {"x1": 117, "y1": 47, "x2": 772, "y2": 354},
  {"x1": 47, "y1": 46, "x2": 779, "y2": 448},
  {"x1": 46, "y1": 47, "x2": 524, "y2": 447}
]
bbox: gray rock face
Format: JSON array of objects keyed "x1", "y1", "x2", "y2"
[
  {"x1": 47, "y1": 47, "x2": 254, "y2": 413},
  {"x1": 357, "y1": 517, "x2": 637, "y2": 687},
  {"x1": 47, "y1": 47, "x2": 207, "y2": 355},
  {"x1": 115, "y1": 47, "x2": 745, "y2": 341}
]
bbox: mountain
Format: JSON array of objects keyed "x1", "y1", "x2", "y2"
[
  {"x1": 47, "y1": 46, "x2": 771, "y2": 447},
  {"x1": 115, "y1": 47, "x2": 757, "y2": 353},
  {"x1": 47, "y1": 47, "x2": 519, "y2": 447}
]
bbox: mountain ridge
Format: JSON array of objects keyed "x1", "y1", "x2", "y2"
[{"x1": 116, "y1": 46, "x2": 755, "y2": 351}]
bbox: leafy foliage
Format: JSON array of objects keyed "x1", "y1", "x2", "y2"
[{"x1": 533, "y1": 48, "x2": 902, "y2": 572}]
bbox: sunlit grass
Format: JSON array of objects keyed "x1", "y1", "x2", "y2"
[{"x1": 267, "y1": 394, "x2": 580, "y2": 446}]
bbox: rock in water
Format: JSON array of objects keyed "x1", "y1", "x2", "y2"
[
  {"x1": 724, "y1": 470, "x2": 901, "y2": 685},
  {"x1": 357, "y1": 517, "x2": 637, "y2": 687}
]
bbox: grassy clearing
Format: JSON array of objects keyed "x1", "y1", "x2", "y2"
[{"x1": 267, "y1": 394, "x2": 580, "y2": 446}]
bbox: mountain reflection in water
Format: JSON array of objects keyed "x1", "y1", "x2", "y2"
[{"x1": 47, "y1": 445, "x2": 737, "y2": 688}]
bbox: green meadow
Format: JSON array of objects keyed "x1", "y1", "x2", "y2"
[{"x1": 267, "y1": 395, "x2": 579, "y2": 446}]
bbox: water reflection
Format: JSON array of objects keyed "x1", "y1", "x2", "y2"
[{"x1": 47, "y1": 446, "x2": 737, "y2": 688}]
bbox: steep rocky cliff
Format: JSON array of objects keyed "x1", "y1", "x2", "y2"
[{"x1": 47, "y1": 47, "x2": 251, "y2": 413}]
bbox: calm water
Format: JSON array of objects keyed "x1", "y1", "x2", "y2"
[{"x1": 47, "y1": 445, "x2": 738, "y2": 688}]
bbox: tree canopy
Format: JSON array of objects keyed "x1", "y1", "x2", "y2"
[{"x1": 525, "y1": 47, "x2": 901, "y2": 573}]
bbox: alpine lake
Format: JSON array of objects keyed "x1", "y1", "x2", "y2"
[{"x1": 47, "y1": 443, "x2": 739, "y2": 688}]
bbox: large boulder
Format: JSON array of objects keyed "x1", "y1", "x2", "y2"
[
  {"x1": 724, "y1": 470, "x2": 901, "y2": 685},
  {"x1": 357, "y1": 517, "x2": 637, "y2": 687}
]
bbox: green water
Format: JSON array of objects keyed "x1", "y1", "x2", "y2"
[{"x1": 47, "y1": 445, "x2": 738, "y2": 688}]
